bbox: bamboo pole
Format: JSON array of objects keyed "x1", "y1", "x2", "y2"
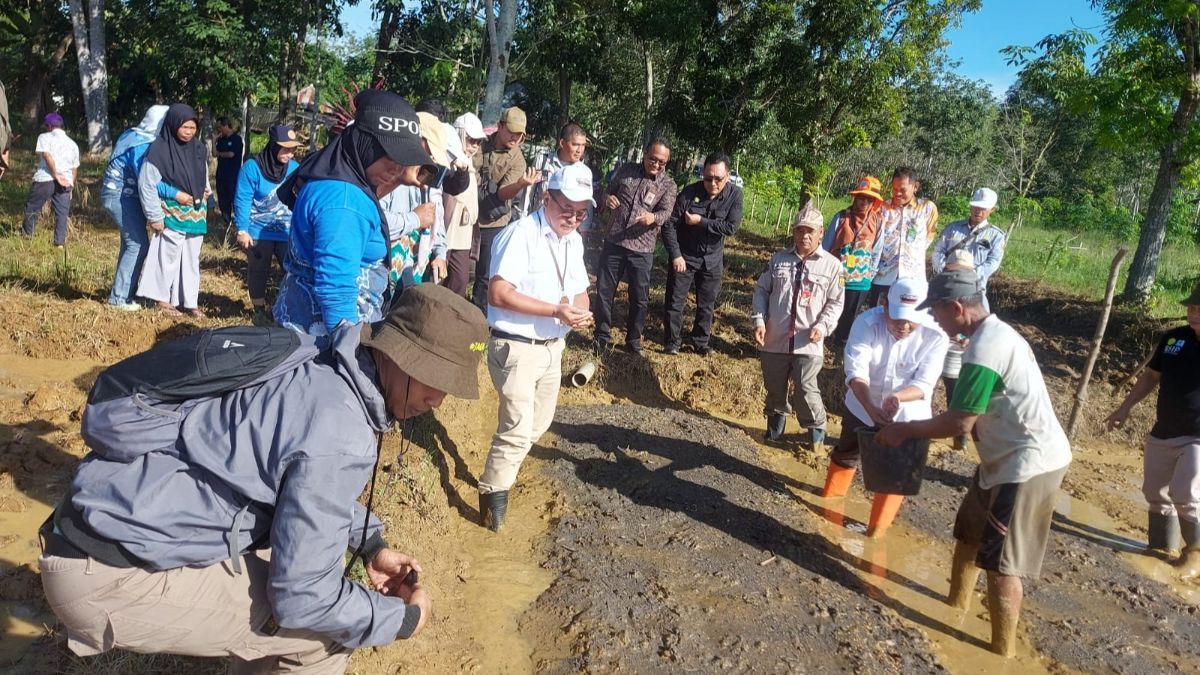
[
  {"x1": 1067, "y1": 245, "x2": 1129, "y2": 437},
  {"x1": 773, "y1": 199, "x2": 787, "y2": 233}
]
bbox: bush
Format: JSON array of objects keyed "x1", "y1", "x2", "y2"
[{"x1": 938, "y1": 194, "x2": 969, "y2": 221}]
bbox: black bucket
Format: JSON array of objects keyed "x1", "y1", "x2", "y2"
[{"x1": 857, "y1": 427, "x2": 930, "y2": 496}]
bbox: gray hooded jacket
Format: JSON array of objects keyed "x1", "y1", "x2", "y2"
[{"x1": 69, "y1": 326, "x2": 419, "y2": 647}]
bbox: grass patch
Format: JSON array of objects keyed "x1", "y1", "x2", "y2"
[{"x1": 739, "y1": 187, "x2": 1200, "y2": 319}]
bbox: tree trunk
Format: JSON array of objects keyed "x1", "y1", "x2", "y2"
[
  {"x1": 68, "y1": 0, "x2": 110, "y2": 154},
  {"x1": 371, "y1": 7, "x2": 397, "y2": 83},
  {"x1": 1123, "y1": 71, "x2": 1200, "y2": 304},
  {"x1": 642, "y1": 41, "x2": 654, "y2": 144},
  {"x1": 21, "y1": 31, "x2": 74, "y2": 139},
  {"x1": 481, "y1": 0, "x2": 517, "y2": 125},
  {"x1": 240, "y1": 92, "x2": 251, "y2": 161},
  {"x1": 277, "y1": 22, "x2": 308, "y2": 122}
]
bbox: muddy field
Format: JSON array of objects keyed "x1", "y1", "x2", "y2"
[{"x1": 1, "y1": 197, "x2": 1198, "y2": 673}]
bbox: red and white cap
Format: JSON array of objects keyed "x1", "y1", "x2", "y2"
[{"x1": 887, "y1": 279, "x2": 929, "y2": 323}]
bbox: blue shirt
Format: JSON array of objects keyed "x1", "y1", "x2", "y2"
[
  {"x1": 234, "y1": 158, "x2": 299, "y2": 242},
  {"x1": 101, "y1": 136, "x2": 152, "y2": 203},
  {"x1": 274, "y1": 180, "x2": 388, "y2": 335},
  {"x1": 931, "y1": 219, "x2": 1007, "y2": 288}
]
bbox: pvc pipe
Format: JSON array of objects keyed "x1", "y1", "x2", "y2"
[{"x1": 570, "y1": 362, "x2": 596, "y2": 388}]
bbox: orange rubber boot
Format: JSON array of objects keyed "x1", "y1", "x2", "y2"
[
  {"x1": 866, "y1": 493, "x2": 905, "y2": 538},
  {"x1": 822, "y1": 464, "x2": 857, "y2": 498}
]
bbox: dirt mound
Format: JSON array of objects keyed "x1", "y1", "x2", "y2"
[{"x1": 524, "y1": 404, "x2": 944, "y2": 672}]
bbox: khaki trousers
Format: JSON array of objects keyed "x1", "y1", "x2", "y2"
[
  {"x1": 1144, "y1": 434, "x2": 1200, "y2": 524},
  {"x1": 39, "y1": 549, "x2": 350, "y2": 674},
  {"x1": 479, "y1": 337, "x2": 565, "y2": 494},
  {"x1": 759, "y1": 351, "x2": 827, "y2": 431}
]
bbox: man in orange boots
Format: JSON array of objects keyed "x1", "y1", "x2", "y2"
[
  {"x1": 822, "y1": 279, "x2": 948, "y2": 536},
  {"x1": 875, "y1": 268, "x2": 1071, "y2": 657}
]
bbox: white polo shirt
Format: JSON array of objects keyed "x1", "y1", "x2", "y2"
[
  {"x1": 33, "y1": 129, "x2": 80, "y2": 184},
  {"x1": 843, "y1": 307, "x2": 949, "y2": 426},
  {"x1": 487, "y1": 209, "x2": 588, "y2": 340}
]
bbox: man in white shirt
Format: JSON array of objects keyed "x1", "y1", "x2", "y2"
[
  {"x1": 822, "y1": 279, "x2": 948, "y2": 537},
  {"x1": 22, "y1": 112, "x2": 80, "y2": 247},
  {"x1": 478, "y1": 164, "x2": 594, "y2": 531},
  {"x1": 876, "y1": 267, "x2": 1071, "y2": 658}
]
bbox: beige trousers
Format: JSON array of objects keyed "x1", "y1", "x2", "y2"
[
  {"x1": 39, "y1": 549, "x2": 350, "y2": 674},
  {"x1": 479, "y1": 337, "x2": 565, "y2": 494}
]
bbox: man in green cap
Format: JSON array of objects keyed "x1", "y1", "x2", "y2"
[
  {"x1": 1105, "y1": 281, "x2": 1200, "y2": 578},
  {"x1": 473, "y1": 106, "x2": 541, "y2": 312}
]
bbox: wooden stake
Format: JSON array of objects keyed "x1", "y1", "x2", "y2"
[
  {"x1": 1067, "y1": 245, "x2": 1129, "y2": 437},
  {"x1": 774, "y1": 199, "x2": 787, "y2": 233}
]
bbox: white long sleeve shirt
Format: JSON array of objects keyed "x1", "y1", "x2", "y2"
[{"x1": 843, "y1": 307, "x2": 949, "y2": 426}]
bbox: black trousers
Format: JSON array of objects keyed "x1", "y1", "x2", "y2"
[
  {"x1": 23, "y1": 180, "x2": 72, "y2": 245},
  {"x1": 664, "y1": 252, "x2": 723, "y2": 349},
  {"x1": 865, "y1": 283, "x2": 890, "y2": 308},
  {"x1": 594, "y1": 242, "x2": 653, "y2": 347},
  {"x1": 443, "y1": 249, "x2": 471, "y2": 296},
  {"x1": 833, "y1": 288, "x2": 869, "y2": 343},
  {"x1": 471, "y1": 226, "x2": 504, "y2": 313}
]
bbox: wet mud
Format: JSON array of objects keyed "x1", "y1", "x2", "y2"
[{"x1": 520, "y1": 404, "x2": 1200, "y2": 673}]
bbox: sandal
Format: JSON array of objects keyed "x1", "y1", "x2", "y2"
[
  {"x1": 156, "y1": 302, "x2": 183, "y2": 316},
  {"x1": 187, "y1": 308, "x2": 207, "y2": 319}
]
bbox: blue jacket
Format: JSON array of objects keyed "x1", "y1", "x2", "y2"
[
  {"x1": 274, "y1": 179, "x2": 388, "y2": 335},
  {"x1": 101, "y1": 135, "x2": 159, "y2": 204},
  {"x1": 234, "y1": 158, "x2": 299, "y2": 242},
  {"x1": 70, "y1": 326, "x2": 420, "y2": 647},
  {"x1": 931, "y1": 219, "x2": 1007, "y2": 289}
]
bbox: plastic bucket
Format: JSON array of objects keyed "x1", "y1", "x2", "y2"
[{"x1": 857, "y1": 427, "x2": 930, "y2": 496}]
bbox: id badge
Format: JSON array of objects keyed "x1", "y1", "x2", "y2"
[{"x1": 641, "y1": 190, "x2": 657, "y2": 208}]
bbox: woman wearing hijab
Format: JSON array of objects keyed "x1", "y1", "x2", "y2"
[
  {"x1": 234, "y1": 124, "x2": 301, "y2": 323},
  {"x1": 102, "y1": 104, "x2": 168, "y2": 310},
  {"x1": 273, "y1": 90, "x2": 434, "y2": 336},
  {"x1": 135, "y1": 103, "x2": 210, "y2": 318}
]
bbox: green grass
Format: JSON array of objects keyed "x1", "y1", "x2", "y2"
[{"x1": 739, "y1": 187, "x2": 1200, "y2": 319}]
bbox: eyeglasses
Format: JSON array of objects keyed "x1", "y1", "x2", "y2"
[
  {"x1": 645, "y1": 157, "x2": 667, "y2": 166},
  {"x1": 550, "y1": 192, "x2": 589, "y2": 221}
]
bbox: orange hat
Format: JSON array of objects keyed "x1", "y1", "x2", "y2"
[{"x1": 848, "y1": 175, "x2": 883, "y2": 202}]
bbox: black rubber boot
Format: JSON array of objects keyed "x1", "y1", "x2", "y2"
[
  {"x1": 479, "y1": 490, "x2": 509, "y2": 532},
  {"x1": 1148, "y1": 511, "x2": 1181, "y2": 552},
  {"x1": 765, "y1": 414, "x2": 786, "y2": 442},
  {"x1": 1180, "y1": 518, "x2": 1200, "y2": 551}
]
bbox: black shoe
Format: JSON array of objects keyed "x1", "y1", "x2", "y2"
[
  {"x1": 695, "y1": 345, "x2": 712, "y2": 356},
  {"x1": 765, "y1": 414, "x2": 786, "y2": 442},
  {"x1": 663, "y1": 344, "x2": 680, "y2": 355},
  {"x1": 593, "y1": 339, "x2": 612, "y2": 351},
  {"x1": 251, "y1": 307, "x2": 269, "y2": 325},
  {"x1": 623, "y1": 342, "x2": 643, "y2": 355},
  {"x1": 479, "y1": 490, "x2": 509, "y2": 532}
]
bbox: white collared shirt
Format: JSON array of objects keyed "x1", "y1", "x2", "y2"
[
  {"x1": 33, "y1": 129, "x2": 80, "y2": 184},
  {"x1": 487, "y1": 209, "x2": 588, "y2": 340},
  {"x1": 843, "y1": 307, "x2": 949, "y2": 426}
]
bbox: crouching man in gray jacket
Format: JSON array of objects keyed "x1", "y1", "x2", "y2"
[{"x1": 39, "y1": 285, "x2": 489, "y2": 674}]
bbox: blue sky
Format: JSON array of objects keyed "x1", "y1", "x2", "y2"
[
  {"x1": 341, "y1": 1, "x2": 1106, "y2": 99},
  {"x1": 944, "y1": 0, "x2": 1104, "y2": 97}
]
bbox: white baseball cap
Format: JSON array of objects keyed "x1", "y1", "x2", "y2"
[
  {"x1": 887, "y1": 279, "x2": 929, "y2": 323},
  {"x1": 547, "y1": 164, "x2": 596, "y2": 206},
  {"x1": 452, "y1": 112, "x2": 487, "y2": 140},
  {"x1": 969, "y1": 187, "x2": 997, "y2": 210}
]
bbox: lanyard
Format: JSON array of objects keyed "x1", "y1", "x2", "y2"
[
  {"x1": 788, "y1": 255, "x2": 810, "y2": 350},
  {"x1": 540, "y1": 212, "x2": 570, "y2": 303}
]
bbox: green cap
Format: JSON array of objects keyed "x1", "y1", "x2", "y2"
[{"x1": 917, "y1": 268, "x2": 982, "y2": 310}]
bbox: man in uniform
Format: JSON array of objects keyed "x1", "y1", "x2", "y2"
[
  {"x1": 662, "y1": 151, "x2": 742, "y2": 355},
  {"x1": 932, "y1": 187, "x2": 1006, "y2": 310},
  {"x1": 478, "y1": 164, "x2": 594, "y2": 531},
  {"x1": 751, "y1": 206, "x2": 844, "y2": 450},
  {"x1": 473, "y1": 106, "x2": 539, "y2": 312}
]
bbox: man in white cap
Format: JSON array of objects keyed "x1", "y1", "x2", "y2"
[
  {"x1": 932, "y1": 187, "x2": 1006, "y2": 309},
  {"x1": 821, "y1": 278, "x2": 948, "y2": 537},
  {"x1": 751, "y1": 205, "x2": 844, "y2": 451},
  {"x1": 478, "y1": 163, "x2": 595, "y2": 531}
]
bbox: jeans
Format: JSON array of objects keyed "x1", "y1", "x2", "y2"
[
  {"x1": 23, "y1": 180, "x2": 72, "y2": 245},
  {"x1": 105, "y1": 195, "x2": 149, "y2": 305},
  {"x1": 472, "y1": 226, "x2": 504, "y2": 313}
]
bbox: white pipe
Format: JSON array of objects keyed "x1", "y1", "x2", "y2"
[{"x1": 570, "y1": 362, "x2": 596, "y2": 388}]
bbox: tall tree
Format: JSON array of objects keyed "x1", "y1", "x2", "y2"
[
  {"x1": 0, "y1": 1, "x2": 74, "y2": 137},
  {"x1": 1093, "y1": 0, "x2": 1200, "y2": 304},
  {"x1": 67, "y1": 0, "x2": 109, "y2": 153}
]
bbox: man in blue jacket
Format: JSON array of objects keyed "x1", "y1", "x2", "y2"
[{"x1": 39, "y1": 285, "x2": 488, "y2": 673}]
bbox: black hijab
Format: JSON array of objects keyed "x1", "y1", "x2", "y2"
[
  {"x1": 277, "y1": 123, "x2": 387, "y2": 217},
  {"x1": 253, "y1": 140, "x2": 289, "y2": 184},
  {"x1": 144, "y1": 103, "x2": 207, "y2": 198}
]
